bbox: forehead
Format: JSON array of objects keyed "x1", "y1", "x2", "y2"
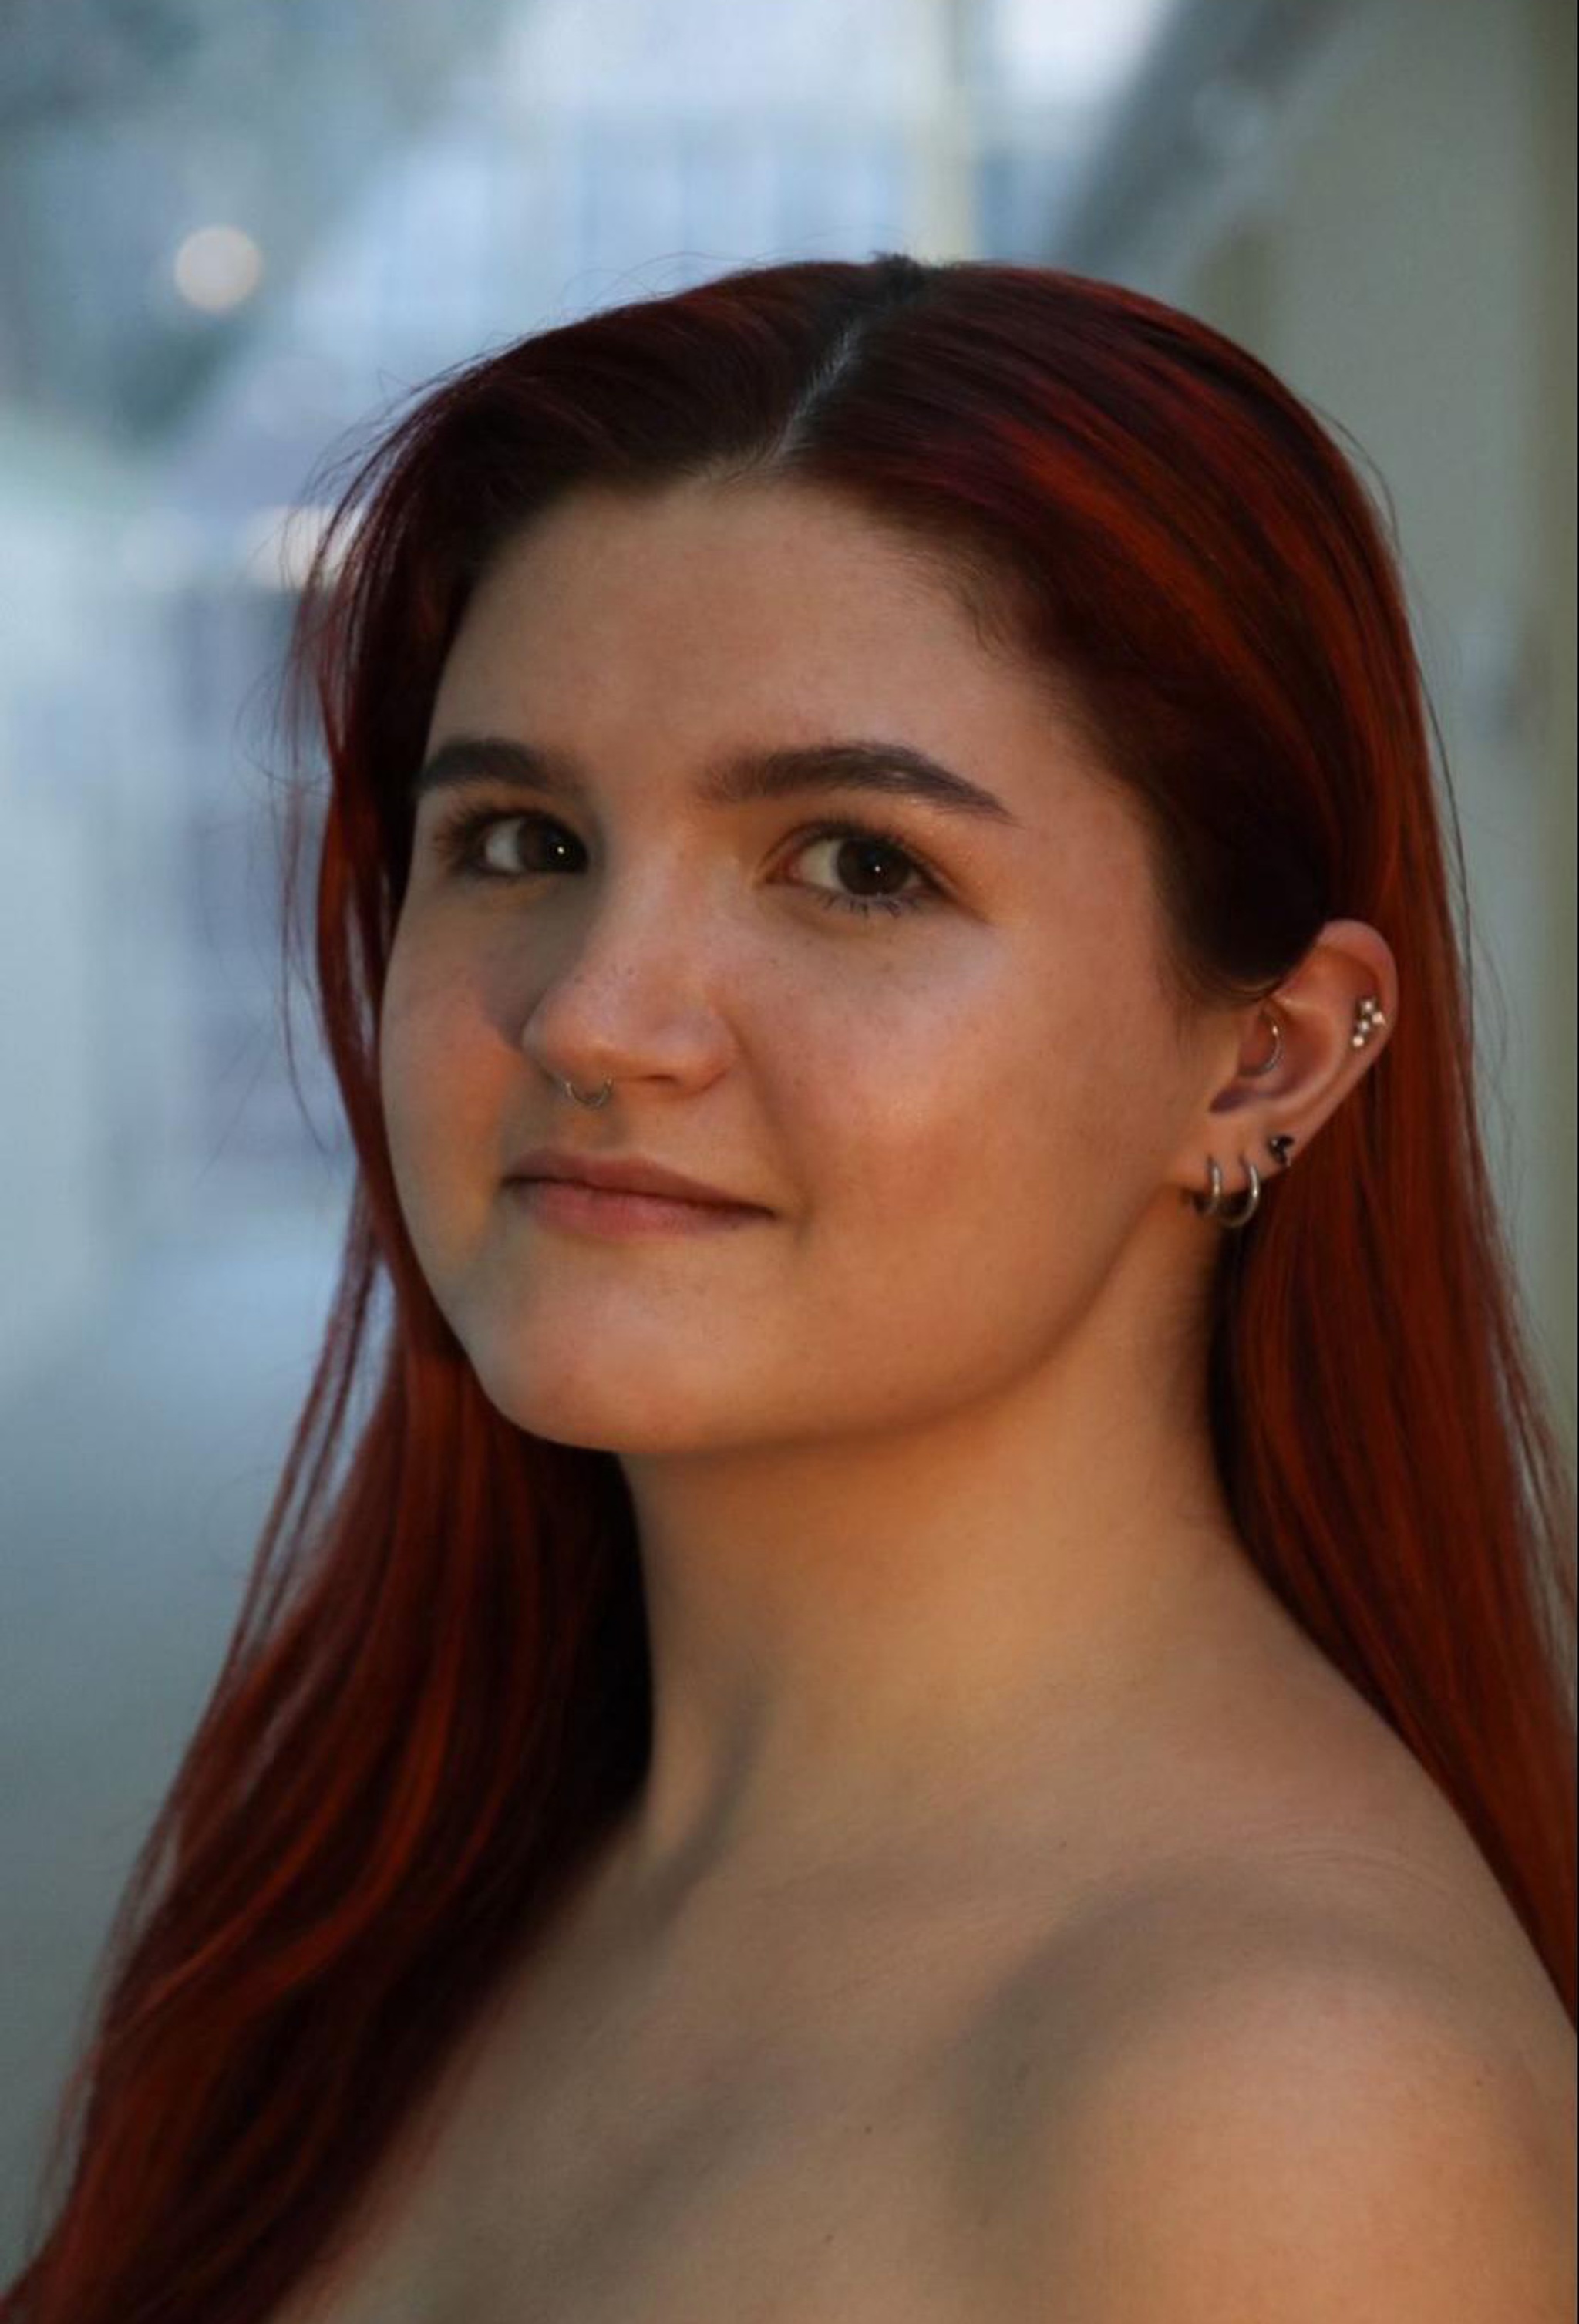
[
  {"x1": 430, "y1": 480, "x2": 1057, "y2": 758},
  {"x1": 417, "y1": 483, "x2": 1175, "y2": 994}
]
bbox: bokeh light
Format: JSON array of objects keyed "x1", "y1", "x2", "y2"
[{"x1": 172, "y1": 225, "x2": 264, "y2": 314}]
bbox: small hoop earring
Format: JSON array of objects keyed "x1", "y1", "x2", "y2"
[
  {"x1": 1188, "y1": 1154, "x2": 1262, "y2": 1227},
  {"x1": 1242, "y1": 1010, "x2": 1282, "y2": 1078}
]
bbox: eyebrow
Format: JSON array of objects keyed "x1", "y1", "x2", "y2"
[{"x1": 407, "y1": 734, "x2": 1021, "y2": 828}]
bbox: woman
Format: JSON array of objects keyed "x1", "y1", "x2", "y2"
[{"x1": 6, "y1": 255, "x2": 1574, "y2": 2323}]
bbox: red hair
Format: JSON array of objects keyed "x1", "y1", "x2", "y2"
[{"x1": 5, "y1": 255, "x2": 1573, "y2": 2323}]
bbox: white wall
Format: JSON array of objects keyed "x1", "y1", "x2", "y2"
[
  {"x1": 0, "y1": 419, "x2": 200, "y2": 1403},
  {"x1": 1126, "y1": 0, "x2": 1576, "y2": 1455}
]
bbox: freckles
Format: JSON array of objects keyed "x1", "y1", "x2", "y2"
[
  {"x1": 379, "y1": 931, "x2": 442, "y2": 1049},
  {"x1": 381, "y1": 985, "x2": 445, "y2": 1100},
  {"x1": 382, "y1": 975, "x2": 488, "y2": 1160},
  {"x1": 883, "y1": 1012, "x2": 995, "y2": 1130},
  {"x1": 387, "y1": 947, "x2": 490, "y2": 1069}
]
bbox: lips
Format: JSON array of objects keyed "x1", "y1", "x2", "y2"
[{"x1": 504, "y1": 1147, "x2": 764, "y2": 1211}]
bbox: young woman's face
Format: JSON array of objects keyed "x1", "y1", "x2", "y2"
[{"x1": 380, "y1": 479, "x2": 1214, "y2": 1453}]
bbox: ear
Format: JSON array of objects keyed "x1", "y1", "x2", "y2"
[{"x1": 1168, "y1": 918, "x2": 1399, "y2": 1202}]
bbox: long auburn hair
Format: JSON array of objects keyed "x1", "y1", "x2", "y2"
[{"x1": 5, "y1": 254, "x2": 1574, "y2": 2324}]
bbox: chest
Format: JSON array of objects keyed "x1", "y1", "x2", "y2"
[
  {"x1": 273, "y1": 1694, "x2": 1571, "y2": 2324},
  {"x1": 396, "y1": 2047, "x2": 1030, "y2": 2322},
  {"x1": 279, "y1": 1880, "x2": 1107, "y2": 2324}
]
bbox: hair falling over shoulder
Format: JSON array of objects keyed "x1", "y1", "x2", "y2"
[{"x1": 5, "y1": 254, "x2": 1573, "y2": 2324}]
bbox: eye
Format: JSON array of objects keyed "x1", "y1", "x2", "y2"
[
  {"x1": 427, "y1": 802, "x2": 578, "y2": 882},
  {"x1": 778, "y1": 821, "x2": 942, "y2": 918},
  {"x1": 424, "y1": 801, "x2": 945, "y2": 922}
]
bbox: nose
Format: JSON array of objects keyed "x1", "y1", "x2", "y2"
[{"x1": 516, "y1": 871, "x2": 735, "y2": 1086}]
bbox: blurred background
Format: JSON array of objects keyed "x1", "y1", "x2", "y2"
[{"x1": 0, "y1": 0, "x2": 1572, "y2": 2258}]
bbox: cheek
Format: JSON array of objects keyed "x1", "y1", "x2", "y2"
[
  {"x1": 787, "y1": 980, "x2": 1151, "y2": 1325},
  {"x1": 798, "y1": 960, "x2": 1098, "y2": 1206},
  {"x1": 786, "y1": 1020, "x2": 1091, "y2": 1306},
  {"x1": 378, "y1": 945, "x2": 501, "y2": 1207},
  {"x1": 379, "y1": 954, "x2": 438, "y2": 1167}
]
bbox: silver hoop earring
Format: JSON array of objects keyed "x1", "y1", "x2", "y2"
[
  {"x1": 1242, "y1": 1009, "x2": 1282, "y2": 1078},
  {"x1": 1189, "y1": 1154, "x2": 1262, "y2": 1228}
]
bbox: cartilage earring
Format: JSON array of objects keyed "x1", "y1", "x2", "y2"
[{"x1": 1351, "y1": 995, "x2": 1387, "y2": 1048}]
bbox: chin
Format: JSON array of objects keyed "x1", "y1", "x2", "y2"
[{"x1": 463, "y1": 1349, "x2": 719, "y2": 1456}]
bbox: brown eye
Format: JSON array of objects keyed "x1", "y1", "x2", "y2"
[
  {"x1": 426, "y1": 800, "x2": 944, "y2": 925},
  {"x1": 780, "y1": 824, "x2": 938, "y2": 918},
  {"x1": 428, "y1": 804, "x2": 583, "y2": 879}
]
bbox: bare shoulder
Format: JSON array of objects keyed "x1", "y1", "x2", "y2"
[
  {"x1": 1052, "y1": 1921, "x2": 1574, "y2": 2319},
  {"x1": 1005, "y1": 1851, "x2": 1577, "y2": 2321}
]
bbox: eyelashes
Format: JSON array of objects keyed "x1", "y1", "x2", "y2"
[{"x1": 423, "y1": 800, "x2": 945, "y2": 922}]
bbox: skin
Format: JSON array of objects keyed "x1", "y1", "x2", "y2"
[{"x1": 379, "y1": 476, "x2": 1398, "y2": 1938}]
